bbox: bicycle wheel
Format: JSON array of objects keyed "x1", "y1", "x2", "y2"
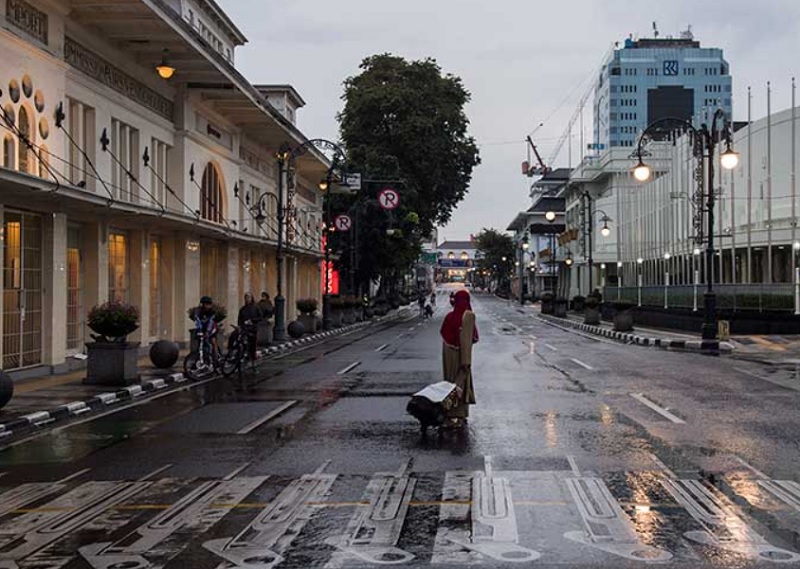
[
  {"x1": 221, "y1": 345, "x2": 241, "y2": 377},
  {"x1": 184, "y1": 350, "x2": 211, "y2": 380}
]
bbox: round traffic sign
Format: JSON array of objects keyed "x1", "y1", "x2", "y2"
[
  {"x1": 334, "y1": 214, "x2": 352, "y2": 231},
  {"x1": 377, "y1": 188, "x2": 400, "y2": 210}
]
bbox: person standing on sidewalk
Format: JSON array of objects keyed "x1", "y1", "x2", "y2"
[
  {"x1": 440, "y1": 290, "x2": 479, "y2": 427},
  {"x1": 237, "y1": 292, "x2": 261, "y2": 360}
]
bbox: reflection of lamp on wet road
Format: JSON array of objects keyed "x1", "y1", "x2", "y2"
[{"x1": 637, "y1": 258, "x2": 643, "y2": 307}]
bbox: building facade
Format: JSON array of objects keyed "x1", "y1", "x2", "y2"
[
  {"x1": 0, "y1": 0, "x2": 329, "y2": 374},
  {"x1": 565, "y1": 96, "x2": 800, "y2": 301},
  {"x1": 594, "y1": 32, "x2": 732, "y2": 150}
]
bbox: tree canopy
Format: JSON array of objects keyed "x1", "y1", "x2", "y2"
[
  {"x1": 473, "y1": 228, "x2": 515, "y2": 274},
  {"x1": 334, "y1": 53, "x2": 481, "y2": 293}
]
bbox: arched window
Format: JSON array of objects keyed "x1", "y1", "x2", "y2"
[
  {"x1": 2, "y1": 136, "x2": 14, "y2": 168},
  {"x1": 200, "y1": 163, "x2": 224, "y2": 223},
  {"x1": 460, "y1": 251, "x2": 469, "y2": 260},
  {"x1": 447, "y1": 252, "x2": 455, "y2": 259},
  {"x1": 17, "y1": 106, "x2": 32, "y2": 173}
]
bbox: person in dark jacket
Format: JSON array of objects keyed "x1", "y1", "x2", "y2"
[{"x1": 236, "y1": 292, "x2": 261, "y2": 359}]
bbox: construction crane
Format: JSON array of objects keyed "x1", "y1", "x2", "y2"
[
  {"x1": 522, "y1": 135, "x2": 549, "y2": 177},
  {"x1": 546, "y1": 43, "x2": 616, "y2": 168}
]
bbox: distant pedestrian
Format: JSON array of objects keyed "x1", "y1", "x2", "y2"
[
  {"x1": 236, "y1": 292, "x2": 261, "y2": 359},
  {"x1": 440, "y1": 290, "x2": 479, "y2": 428},
  {"x1": 258, "y1": 291, "x2": 275, "y2": 320}
]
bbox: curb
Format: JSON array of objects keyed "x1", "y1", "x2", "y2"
[
  {"x1": 536, "y1": 314, "x2": 733, "y2": 355},
  {"x1": 0, "y1": 309, "x2": 410, "y2": 442}
]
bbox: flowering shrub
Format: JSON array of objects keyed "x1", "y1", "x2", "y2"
[{"x1": 88, "y1": 300, "x2": 140, "y2": 342}]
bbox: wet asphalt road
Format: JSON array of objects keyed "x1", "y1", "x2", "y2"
[{"x1": 2, "y1": 286, "x2": 800, "y2": 568}]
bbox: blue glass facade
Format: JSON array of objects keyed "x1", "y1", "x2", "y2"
[{"x1": 593, "y1": 38, "x2": 732, "y2": 149}]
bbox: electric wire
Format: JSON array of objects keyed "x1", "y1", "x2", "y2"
[{"x1": 101, "y1": 128, "x2": 166, "y2": 215}]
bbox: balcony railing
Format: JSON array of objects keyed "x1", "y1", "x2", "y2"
[{"x1": 603, "y1": 283, "x2": 799, "y2": 313}]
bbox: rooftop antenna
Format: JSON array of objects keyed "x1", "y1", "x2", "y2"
[
  {"x1": 652, "y1": 21, "x2": 659, "y2": 38},
  {"x1": 680, "y1": 25, "x2": 694, "y2": 40}
]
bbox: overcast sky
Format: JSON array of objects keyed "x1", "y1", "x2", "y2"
[{"x1": 220, "y1": 0, "x2": 800, "y2": 242}]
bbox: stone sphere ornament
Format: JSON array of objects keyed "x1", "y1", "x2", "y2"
[
  {"x1": 287, "y1": 320, "x2": 305, "y2": 339},
  {"x1": 0, "y1": 371, "x2": 14, "y2": 409},
  {"x1": 149, "y1": 340, "x2": 180, "y2": 369}
]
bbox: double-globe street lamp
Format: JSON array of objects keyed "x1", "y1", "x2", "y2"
[
  {"x1": 632, "y1": 109, "x2": 739, "y2": 342},
  {"x1": 583, "y1": 202, "x2": 612, "y2": 294}
]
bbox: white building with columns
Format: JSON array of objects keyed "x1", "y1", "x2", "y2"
[
  {"x1": 0, "y1": 0, "x2": 330, "y2": 374},
  {"x1": 563, "y1": 89, "x2": 800, "y2": 303}
]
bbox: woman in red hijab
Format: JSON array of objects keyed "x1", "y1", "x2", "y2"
[{"x1": 440, "y1": 289, "x2": 479, "y2": 427}]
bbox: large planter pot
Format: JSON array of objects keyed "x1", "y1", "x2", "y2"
[
  {"x1": 583, "y1": 307, "x2": 601, "y2": 325},
  {"x1": 540, "y1": 300, "x2": 555, "y2": 315},
  {"x1": 613, "y1": 309, "x2": 635, "y2": 332},
  {"x1": 554, "y1": 300, "x2": 568, "y2": 318},
  {"x1": 0, "y1": 371, "x2": 14, "y2": 409},
  {"x1": 298, "y1": 314, "x2": 316, "y2": 335},
  {"x1": 342, "y1": 309, "x2": 356, "y2": 325},
  {"x1": 84, "y1": 341, "x2": 141, "y2": 386},
  {"x1": 330, "y1": 310, "x2": 343, "y2": 328}
]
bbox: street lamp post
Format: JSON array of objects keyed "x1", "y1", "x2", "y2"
[
  {"x1": 583, "y1": 195, "x2": 612, "y2": 295},
  {"x1": 632, "y1": 110, "x2": 739, "y2": 343},
  {"x1": 518, "y1": 232, "x2": 529, "y2": 305}
]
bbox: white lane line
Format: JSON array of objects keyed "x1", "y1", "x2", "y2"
[
  {"x1": 375, "y1": 343, "x2": 389, "y2": 352},
  {"x1": 139, "y1": 464, "x2": 173, "y2": 481},
  {"x1": 630, "y1": 393, "x2": 686, "y2": 424},
  {"x1": 223, "y1": 462, "x2": 252, "y2": 480},
  {"x1": 566, "y1": 455, "x2": 581, "y2": 477},
  {"x1": 733, "y1": 455, "x2": 768, "y2": 479},
  {"x1": 648, "y1": 453, "x2": 677, "y2": 478},
  {"x1": 485, "y1": 455, "x2": 494, "y2": 478},
  {"x1": 570, "y1": 358, "x2": 594, "y2": 370},
  {"x1": 57, "y1": 468, "x2": 91, "y2": 484},
  {"x1": 544, "y1": 343, "x2": 558, "y2": 352},
  {"x1": 237, "y1": 401, "x2": 298, "y2": 435},
  {"x1": 337, "y1": 361, "x2": 361, "y2": 375}
]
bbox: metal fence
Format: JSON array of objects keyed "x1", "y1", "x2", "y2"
[{"x1": 603, "y1": 284, "x2": 799, "y2": 313}]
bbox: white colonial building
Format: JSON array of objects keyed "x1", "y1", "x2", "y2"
[
  {"x1": 0, "y1": 0, "x2": 330, "y2": 374},
  {"x1": 563, "y1": 96, "x2": 800, "y2": 303}
]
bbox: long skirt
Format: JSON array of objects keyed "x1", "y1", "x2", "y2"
[{"x1": 442, "y1": 344, "x2": 475, "y2": 418}]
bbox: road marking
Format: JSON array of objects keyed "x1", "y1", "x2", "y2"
[
  {"x1": 732, "y1": 455, "x2": 768, "y2": 479},
  {"x1": 203, "y1": 462, "x2": 336, "y2": 568},
  {"x1": 565, "y1": 477, "x2": 672, "y2": 562},
  {"x1": 647, "y1": 453, "x2": 677, "y2": 478},
  {"x1": 544, "y1": 343, "x2": 558, "y2": 352},
  {"x1": 663, "y1": 478, "x2": 800, "y2": 561},
  {"x1": 570, "y1": 358, "x2": 594, "y2": 370},
  {"x1": 237, "y1": 401, "x2": 298, "y2": 435},
  {"x1": 337, "y1": 361, "x2": 361, "y2": 375},
  {"x1": 57, "y1": 468, "x2": 91, "y2": 483},
  {"x1": 630, "y1": 393, "x2": 685, "y2": 424},
  {"x1": 375, "y1": 343, "x2": 389, "y2": 352},
  {"x1": 566, "y1": 455, "x2": 581, "y2": 476},
  {"x1": 139, "y1": 464, "x2": 173, "y2": 481}
]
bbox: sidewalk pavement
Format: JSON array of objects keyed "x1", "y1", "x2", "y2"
[{"x1": 0, "y1": 311, "x2": 411, "y2": 445}]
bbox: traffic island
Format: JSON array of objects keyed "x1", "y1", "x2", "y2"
[{"x1": 536, "y1": 314, "x2": 733, "y2": 355}]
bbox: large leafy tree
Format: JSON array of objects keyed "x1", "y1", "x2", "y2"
[{"x1": 335, "y1": 54, "x2": 480, "y2": 293}]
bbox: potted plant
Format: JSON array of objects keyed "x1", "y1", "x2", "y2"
[
  {"x1": 540, "y1": 292, "x2": 555, "y2": 315},
  {"x1": 584, "y1": 295, "x2": 601, "y2": 325},
  {"x1": 363, "y1": 297, "x2": 374, "y2": 319},
  {"x1": 572, "y1": 295, "x2": 586, "y2": 313},
  {"x1": 612, "y1": 300, "x2": 636, "y2": 332},
  {"x1": 296, "y1": 298, "x2": 318, "y2": 335},
  {"x1": 554, "y1": 297, "x2": 569, "y2": 317},
  {"x1": 84, "y1": 300, "x2": 141, "y2": 386}
]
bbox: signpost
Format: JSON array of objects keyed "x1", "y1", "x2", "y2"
[
  {"x1": 377, "y1": 188, "x2": 400, "y2": 210},
  {"x1": 334, "y1": 214, "x2": 352, "y2": 232}
]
